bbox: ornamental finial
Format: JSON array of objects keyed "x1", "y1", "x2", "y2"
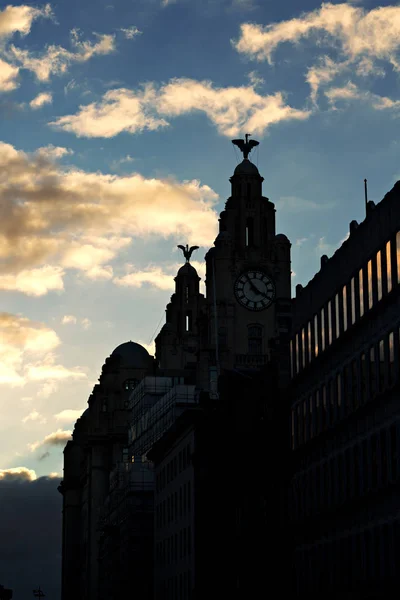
[
  {"x1": 177, "y1": 244, "x2": 199, "y2": 263},
  {"x1": 232, "y1": 134, "x2": 259, "y2": 160}
]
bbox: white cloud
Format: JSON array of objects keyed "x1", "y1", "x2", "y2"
[
  {"x1": 0, "y1": 4, "x2": 52, "y2": 39},
  {"x1": 233, "y1": 3, "x2": 400, "y2": 104},
  {"x1": 0, "y1": 467, "x2": 37, "y2": 481},
  {"x1": 29, "y1": 91, "x2": 52, "y2": 109},
  {"x1": 54, "y1": 408, "x2": 84, "y2": 422},
  {"x1": 114, "y1": 259, "x2": 206, "y2": 291},
  {"x1": 0, "y1": 58, "x2": 19, "y2": 92},
  {"x1": 325, "y1": 82, "x2": 400, "y2": 111},
  {"x1": 61, "y1": 315, "x2": 77, "y2": 325},
  {"x1": 25, "y1": 362, "x2": 87, "y2": 382},
  {"x1": 6, "y1": 29, "x2": 116, "y2": 82},
  {"x1": 22, "y1": 409, "x2": 46, "y2": 424},
  {"x1": 36, "y1": 144, "x2": 73, "y2": 159},
  {"x1": 29, "y1": 428, "x2": 72, "y2": 452},
  {"x1": 51, "y1": 77, "x2": 310, "y2": 138},
  {"x1": 120, "y1": 26, "x2": 142, "y2": 39},
  {"x1": 81, "y1": 317, "x2": 91, "y2": 330},
  {"x1": 0, "y1": 140, "x2": 219, "y2": 296}
]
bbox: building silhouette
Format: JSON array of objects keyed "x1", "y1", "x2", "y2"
[
  {"x1": 288, "y1": 185, "x2": 400, "y2": 598},
  {"x1": 0, "y1": 585, "x2": 12, "y2": 600},
  {"x1": 59, "y1": 139, "x2": 400, "y2": 599}
]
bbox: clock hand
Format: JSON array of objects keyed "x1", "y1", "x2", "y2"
[{"x1": 247, "y1": 278, "x2": 264, "y2": 296}]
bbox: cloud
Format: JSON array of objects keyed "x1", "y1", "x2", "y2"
[
  {"x1": 29, "y1": 91, "x2": 52, "y2": 109},
  {"x1": 233, "y1": 3, "x2": 400, "y2": 103},
  {"x1": 278, "y1": 195, "x2": 335, "y2": 212},
  {"x1": 317, "y1": 232, "x2": 350, "y2": 257},
  {"x1": 0, "y1": 4, "x2": 52, "y2": 40},
  {"x1": 81, "y1": 317, "x2": 91, "y2": 330},
  {"x1": 120, "y1": 26, "x2": 142, "y2": 39},
  {"x1": 0, "y1": 58, "x2": 19, "y2": 92},
  {"x1": 114, "y1": 259, "x2": 206, "y2": 291},
  {"x1": 22, "y1": 409, "x2": 47, "y2": 424},
  {"x1": 51, "y1": 77, "x2": 310, "y2": 138},
  {"x1": 0, "y1": 140, "x2": 218, "y2": 295},
  {"x1": 0, "y1": 472, "x2": 61, "y2": 600},
  {"x1": 0, "y1": 466, "x2": 37, "y2": 481},
  {"x1": 29, "y1": 428, "x2": 72, "y2": 452},
  {"x1": 325, "y1": 81, "x2": 400, "y2": 111},
  {"x1": 61, "y1": 315, "x2": 77, "y2": 324},
  {"x1": 6, "y1": 29, "x2": 115, "y2": 82},
  {"x1": 54, "y1": 408, "x2": 84, "y2": 422}
]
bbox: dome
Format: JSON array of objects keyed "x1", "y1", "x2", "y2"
[
  {"x1": 177, "y1": 262, "x2": 198, "y2": 277},
  {"x1": 111, "y1": 341, "x2": 152, "y2": 367},
  {"x1": 275, "y1": 233, "x2": 290, "y2": 243},
  {"x1": 234, "y1": 159, "x2": 260, "y2": 176}
]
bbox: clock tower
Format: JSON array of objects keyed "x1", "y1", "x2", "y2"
[{"x1": 199, "y1": 136, "x2": 292, "y2": 390}]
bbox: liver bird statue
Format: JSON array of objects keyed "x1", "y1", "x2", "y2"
[
  {"x1": 177, "y1": 244, "x2": 199, "y2": 263},
  {"x1": 232, "y1": 133, "x2": 259, "y2": 160}
]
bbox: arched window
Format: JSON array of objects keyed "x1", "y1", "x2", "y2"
[
  {"x1": 248, "y1": 324, "x2": 263, "y2": 355},
  {"x1": 124, "y1": 378, "x2": 139, "y2": 391}
]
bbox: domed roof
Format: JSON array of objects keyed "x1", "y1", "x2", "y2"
[
  {"x1": 177, "y1": 262, "x2": 198, "y2": 277},
  {"x1": 111, "y1": 341, "x2": 152, "y2": 367},
  {"x1": 234, "y1": 159, "x2": 260, "y2": 176},
  {"x1": 275, "y1": 233, "x2": 290, "y2": 243}
]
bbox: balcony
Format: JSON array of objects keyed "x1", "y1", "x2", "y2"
[{"x1": 235, "y1": 354, "x2": 268, "y2": 367}]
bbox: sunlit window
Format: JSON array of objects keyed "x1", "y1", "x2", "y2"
[
  {"x1": 376, "y1": 251, "x2": 382, "y2": 301},
  {"x1": 314, "y1": 315, "x2": 319, "y2": 357},
  {"x1": 321, "y1": 308, "x2": 325, "y2": 352},
  {"x1": 295, "y1": 334, "x2": 300, "y2": 373},
  {"x1": 351, "y1": 277, "x2": 356, "y2": 324},
  {"x1": 367, "y1": 260, "x2": 373, "y2": 310},
  {"x1": 386, "y1": 240, "x2": 392, "y2": 293},
  {"x1": 301, "y1": 327, "x2": 306, "y2": 368},
  {"x1": 307, "y1": 322, "x2": 312, "y2": 363},
  {"x1": 359, "y1": 268, "x2": 364, "y2": 317},
  {"x1": 388, "y1": 332, "x2": 395, "y2": 386}
]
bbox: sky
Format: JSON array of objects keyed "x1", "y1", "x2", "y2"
[{"x1": 0, "y1": 0, "x2": 400, "y2": 595}]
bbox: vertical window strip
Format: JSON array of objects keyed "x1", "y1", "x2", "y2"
[
  {"x1": 308, "y1": 321, "x2": 312, "y2": 363},
  {"x1": 327, "y1": 301, "x2": 332, "y2": 346},
  {"x1": 290, "y1": 339, "x2": 294, "y2": 379},
  {"x1": 314, "y1": 315, "x2": 319, "y2": 357},
  {"x1": 351, "y1": 277, "x2": 356, "y2": 325},
  {"x1": 335, "y1": 294, "x2": 340, "y2": 339},
  {"x1": 321, "y1": 308, "x2": 325, "y2": 352},
  {"x1": 359, "y1": 268, "x2": 364, "y2": 317},
  {"x1": 301, "y1": 328, "x2": 306, "y2": 368},
  {"x1": 376, "y1": 251, "x2": 383, "y2": 301},
  {"x1": 388, "y1": 332, "x2": 394, "y2": 386},
  {"x1": 386, "y1": 240, "x2": 392, "y2": 292},
  {"x1": 368, "y1": 260, "x2": 373, "y2": 310},
  {"x1": 295, "y1": 334, "x2": 299, "y2": 374},
  {"x1": 343, "y1": 285, "x2": 348, "y2": 331}
]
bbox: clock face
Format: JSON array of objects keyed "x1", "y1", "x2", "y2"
[{"x1": 234, "y1": 270, "x2": 275, "y2": 311}]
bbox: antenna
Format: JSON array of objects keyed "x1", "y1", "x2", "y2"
[{"x1": 364, "y1": 178, "x2": 368, "y2": 214}]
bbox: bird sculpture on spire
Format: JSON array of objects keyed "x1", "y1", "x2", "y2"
[
  {"x1": 177, "y1": 244, "x2": 199, "y2": 263},
  {"x1": 232, "y1": 133, "x2": 259, "y2": 159}
]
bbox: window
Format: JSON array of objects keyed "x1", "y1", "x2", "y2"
[
  {"x1": 379, "y1": 339, "x2": 385, "y2": 393},
  {"x1": 124, "y1": 378, "x2": 139, "y2": 391},
  {"x1": 335, "y1": 294, "x2": 340, "y2": 339},
  {"x1": 376, "y1": 251, "x2": 383, "y2": 301},
  {"x1": 386, "y1": 240, "x2": 392, "y2": 292},
  {"x1": 301, "y1": 328, "x2": 306, "y2": 368},
  {"x1": 397, "y1": 231, "x2": 400, "y2": 284},
  {"x1": 185, "y1": 311, "x2": 192, "y2": 331},
  {"x1": 359, "y1": 268, "x2": 364, "y2": 317},
  {"x1": 295, "y1": 334, "x2": 299, "y2": 373},
  {"x1": 327, "y1": 301, "x2": 332, "y2": 346},
  {"x1": 185, "y1": 285, "x2": 189, "y2": 303},
  {"x1": 367, "y1": 260, "x2": 373, "y2": 310},
  {"x1": 314, "y1": 315, "x2": 319, "y2": 357},
  {"x1": 321, "y1": 308, "x2": 325, "y2": 352},
  {"x1": 351, "y1": 359, "x2": 358, "y2": 410},
  {"x1": 342, "y1": 285, "x2": 348, "y2": 331},
  {"x1": 245, "y1": 217, "x2": 254, "y2": 246},
  {"x1": 351, "y1": 277, "x2": 356, "y2": 324},
  {"x1": 360, "y1": 353, "x2": 367, "y2": 404},
  {"x1": 370, "y1": 346, "x2": 376, "y2": 398},
  {"x1": 389, "y1": 332, "x2": 395, "y2": 386},
  {"x1": 308, "y1": 321, "x2": 312, "y2": 362},
  {"x1": 248, "y1": 324, "x2": 262, "y2": 355},
  {"x1": 290, "y1": 340, "x2": 294, "y2": 378}
]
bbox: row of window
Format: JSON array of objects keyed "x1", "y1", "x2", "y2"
[
  {"x1": 291, "y1": 231, "x2": 400, "y2": 377},
  {"x1": 156, "y1": 445, "x2": 192, "y2": 492},
  {"x1": 295, "y1": 519, "x2": 399, "y2": 594},
  {"x1": 158, "y1": 570, "x2": 192, "y2": 600},
  {"x1": 156, "y1": 482, "x2": 192, "y2": 528},
  {"x1": 290, "y1": 421, "x2": 399, "y2": 521},
  {"x1": 156, "y1": 527, "x2": 192, "y2": 566},
  {"x1": 218, "y1": 324, "x2": 264, "y2": 355},
  {"x1": 291, "y1": 325, "x2": 400, "y2": 449}
]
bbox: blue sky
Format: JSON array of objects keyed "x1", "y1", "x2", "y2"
[{"x1": 0, "y1": 0, "x2": 400, "y2": 482}]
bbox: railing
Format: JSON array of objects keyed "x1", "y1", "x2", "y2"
[{"x1": 235, "y1": 354, "x2": 268, "y2": 366}]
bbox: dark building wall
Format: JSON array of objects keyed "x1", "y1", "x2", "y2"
[{"x1": 289, "y1": 182, "x2": 400, "y2": 598}]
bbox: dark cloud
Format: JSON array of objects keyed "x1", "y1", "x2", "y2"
[
  {"x1": 0, "y1": 472, "x2": 61, "y2": 598},
  {"x1": 38, "y1": 451, "x2": 50, "y2": 461}
]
